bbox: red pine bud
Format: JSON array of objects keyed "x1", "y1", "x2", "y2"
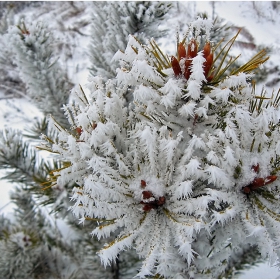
[
  {"x1": 207, "y1": 75, "x2": 214, "y2": 82},
  {"x1": 203, "y1": 42, "x2": 211, "y2": 58},
  {"x1": 187, "y1": 39, "x2": 198, "y2": 58},
  {"x1": 184, "y1": 57, "x2": 192, "y2": 80},
  {"x1": 142, "y1": 190, "x2": 153, "y2": 199},
  {"x1": 243, "y1": 186, "x2": 251, "y2": 194},
  {"x1": 252, "y1": 163, "x2": 260, "y2": 173},
  {"x1": 171, "y1": 56, "x2": 182, "y2": 77},
  {"x1": 203, "y1": 53, "x2": 213, "y2": 78},
  {"x1": 264, "y1": 175, "x2": 277, "y2": 185},
  {"x1": 141, "y1": 180, "x2": 146, "y2": 188},
  {"x1": 157, "y1": 196, "x2": 166, "y2": 206},
  {"x1": 178, "y1": 42, "x2": 187, "y2": 60},
  {"x1": 143, "y1": 204, "x2": 155, "y2": 212},
  {"x1": 250, "y1": 178, "x2": 265, "y2": 190},
  {"x1": 76, "y1": 127, "x2": 83, "y2": 135},
  {"x1": 92, "y1": 123, "x2": 97, "y2": 130}
]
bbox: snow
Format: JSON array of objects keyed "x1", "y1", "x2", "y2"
[{"x1": 1, "y1": 1, "x2": 280, "y2": 278}]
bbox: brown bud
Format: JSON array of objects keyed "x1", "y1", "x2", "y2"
[
  {"x1": 187, "y1": 39, "x2": 198, "y2": 58},
  {"x1": 92, "y1": 123, "x2": 97, "y2": 130},
  {"x1": 264, "y1": 175, "x2": 277, "y2": 185},
  {"x1": 184, "y1": 57, "x2": 192, "y2": 80},
  {"x1": 142, "y1": 190, "x2": 153, "y2": 199},
  {"x1": 141, "y1": 180, "x2": 146, "y2": 188},
  {"x1": 250, "y1": 178, "x2": 265, "y2": 190},
  {"x1": 157, "y1": 196, "x2": 166, "y2": 206},
  {"x1": 143, "y1": 204, "x2": 155, "y2": 212},
  {"x1": 203, "y1": 42, "x2": 211, "y2": 58},
  {"x1": 178, "y1": 42, "x2": 187, "y2": 60},
  {"x1": 171, "y1": 56, "x2": 182, "y2": 77},
  {"x1": 252, "y1": 163, "x2": 260, "y2": 173},
  {"x1": 203, "y1": 53, "x2": 213, "y2": 78},
  {"x1": 76, "y1": 127, "x2": 83, "y2": 135},
  {"x1": 207, "y1": 75, "x2": 214, "y2": 82},
  {"x1": 243, "y1": 186, "x2": 251, "y2": 194}
]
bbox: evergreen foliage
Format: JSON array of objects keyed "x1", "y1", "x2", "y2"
[
  {"x1": 44, "y1": 18, "x2": 280, "y2": 278},
  {"x1": 0, "y1": 187, "x2": 112, "y2": 278},
  {"x1": 88, "y1": 1, "x2": 172, "y2": 79},
  {"x1": 1, "y1": 1, "x2": 280, "y2": 278},
  {"x1": 0, "y1": 4, "x2": 26, "y2": 98},
  {"x1": 7, "y1": 21, "x2": 73, "y2": 127},
  {"x1": 0, "y1": 2, "x2": 174, "y2": 278}
]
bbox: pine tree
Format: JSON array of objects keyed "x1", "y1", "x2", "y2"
[{"x1": 44, "y1": 17, "x2": 280, "y2": 278}]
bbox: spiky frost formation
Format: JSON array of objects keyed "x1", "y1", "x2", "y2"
[
  {"x1": 7, "y1": 21, "x2": 72, "y2": 127},
  {"x1": 47, "y1": 18, "x2": 280, "y2": 278},
  {"x1": 88, "y1": 1, "x2": 172, "y2": 79}
]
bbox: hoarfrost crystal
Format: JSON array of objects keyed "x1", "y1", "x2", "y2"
[{"x1": 47, "y1": 18, "x2": 280, "y2": 278}]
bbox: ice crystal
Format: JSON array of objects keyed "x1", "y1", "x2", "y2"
[{"x1": 46, "y1": 18, "x2": 280, "y2": 278}]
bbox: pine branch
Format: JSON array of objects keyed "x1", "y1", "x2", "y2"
[
  {"x1": 88, "y1": 1, "x2": 173, "y2": 78},
  {"x1": 8, "y1": 21, "x2": 73, "y2": 128}
]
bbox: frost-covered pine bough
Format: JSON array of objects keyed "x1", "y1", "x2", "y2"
[
  {"x1": 7, "y1": 21, "x2": 72, "y2": 128},
  {"x1": 44, "y1": 18, "x2": 280, "y2": 278},
  {"x1": 88, "y1": 1, "x2": 172, "y2": 79}
]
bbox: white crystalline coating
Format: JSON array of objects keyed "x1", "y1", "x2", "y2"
[
  {"x1": 134, "y1": 84, "x2": 160, "y2": 103},
  {"x1": 190, "y1": 51, "x2": 206, "y2": 82},
  {"x1": 191, "y1": 18, "x2": 213, "y2": 40},
  {"x1": 223, "y1": 146, "x2": 237, "y2": 166},
  {"x1": 175, "y1": 180, "x2": 193, "y2": 199},
  {"x1": 131, "y1": 60, "x2": 164, "y2": 86},
  {"x1": 207, "y1": 150, "x2": 220, "y2": 165},
  {"x1": 185, "y1": 80, "x2": 202, "y2": 100},
  {"x1": 179, "y1": 101, "x2": 197, "y2": 117},
  {"x1": 10, "y1": 232, "x2": 32, "y2": 249},
  {"x1": 159, "y1": 78, "x2": 183, "y2": 108},
  {"x1": 195, "y1": 106, "x2": 208, "y2": 119},
  {"x1": 200, "y1": 95, "x2": 215, "y2": 109},
  {"x1": 185, "y1": 158, "x2": 202, "y2": 177},
  {"x1": 220, "y1": 72, "x2": 250, "y2": 88},
  {"x1": 211, "y1": 87, "x2": 234, "y2": 103},
  {"x1": 45, "y1": 15, "x2": 280, "y2": 279},
  {"x1": 205, "y1": 165, "x2": 233, "y2": 188}
]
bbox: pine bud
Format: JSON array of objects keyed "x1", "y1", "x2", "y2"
[
  {"x1": 184, "y1": 57, "x2": 192, "y2": 80},
  {"x1": 207, "y1": 75, "x2": 214, "y2": 82},
  {"x1": 142, "y1": 190, "x2": 153, "y2": 199},
  {"x1": 243, "y1": 175, "x2": 277, "y2": 194},
  {"x1": 171, "y1": 56, "x2": 182, "y2": 77},
  {"x1": 252, "y1": 163, "x2": 260, "y2": 173},
  {"x1": 203, "y1": 42, "x2": 211, "y2": 58},
  {"x1": 264, "y1": 175, "x2": 277, "y2": 185},
  {"x1": 92, "y1": 123, "x2": 97, "y2": 130},
  {"x1": 187, "y1": 39, "x2": 198, "y2": 58},
  {"x1": 141, "y1": 180, "x2": 147, "y2": 188},
  {"x1": 76, "y1": 127, "x2": 83, "y2": 135},
  {"x1": 178, "y1": 42, "x2": 187, "y2": 60},
  {"x1": 203, "y1": 53, "x2": 213, "y2": 79},
  {"x1": 243, "y1": 186, "x2": 251, "y2": 194},
  {"x1": 143, "y1": 204, "x2": 155, "y2": 212},
  {"x1": 157, "y1": 196, "x2": 166, "y2": 206},
  {"x1": 250, "y1": 178, "x2": 265, "y2": 190}
]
